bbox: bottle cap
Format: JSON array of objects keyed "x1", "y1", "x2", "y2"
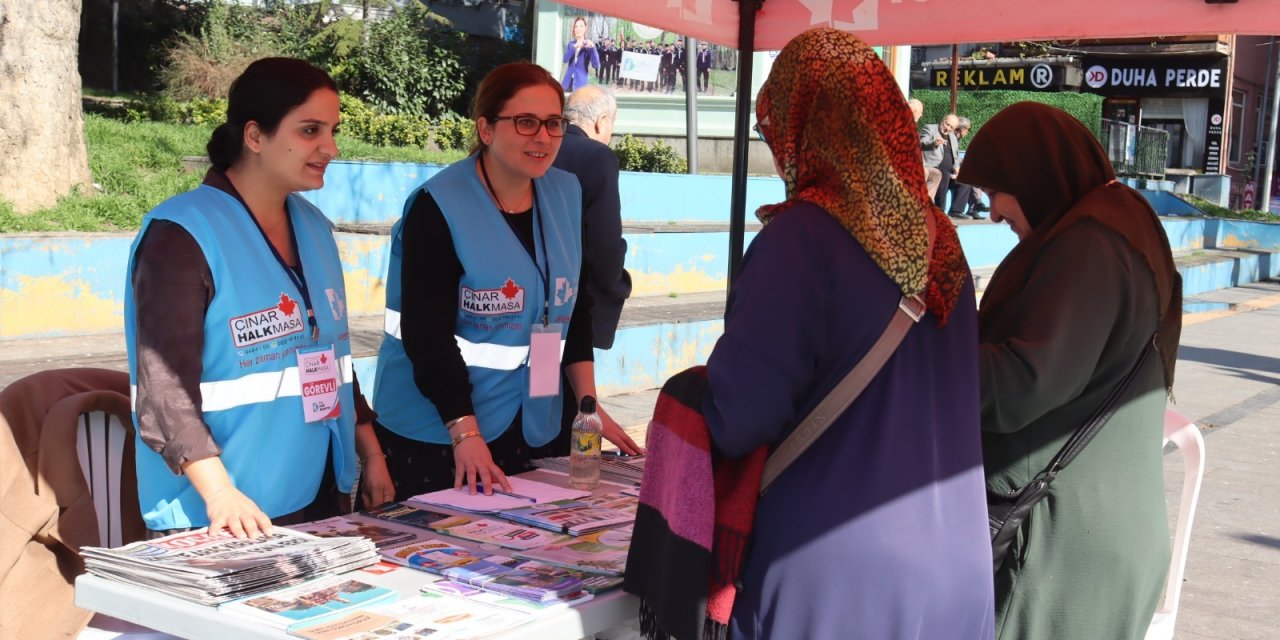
[{"x1": 580, "y1": 395, "x2": 596, "y2": 413}]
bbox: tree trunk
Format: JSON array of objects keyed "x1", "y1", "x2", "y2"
[{"x1": 0, "y1": 0, "x2": 91, "y2": 213}]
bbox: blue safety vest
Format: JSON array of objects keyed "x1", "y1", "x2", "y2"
[
  {"x1": 374, "y1": 157, "x2": 582, "y2": 446},
  {"x1": 124, "y1": 185, "x2": 357, "y2": 530}
]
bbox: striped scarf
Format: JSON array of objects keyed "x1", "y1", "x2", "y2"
[{"x1": 623, "y1": 367, "x2": 767, "y2": 640}]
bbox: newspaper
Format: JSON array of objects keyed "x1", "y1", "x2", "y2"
[{"x1": 81, "y1": 527, "x2": 379, "y2": 605}]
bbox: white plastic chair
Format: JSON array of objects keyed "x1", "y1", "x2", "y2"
[
  {"x1": 76, "y1": 410, "x2": 131, "y2": 548},
  {"x1": 75, "y1": 411, "x2": 178, "y2": 640},
  {"x1": 1145, "y1": 409, "x2": 1206, "y2": 640}
]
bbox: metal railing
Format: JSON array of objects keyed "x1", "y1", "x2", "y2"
[{"x1": 1099, "y1": 119, "x2": 1170, "y2": 179}]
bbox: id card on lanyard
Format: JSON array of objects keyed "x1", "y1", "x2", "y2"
[
  {"x1": 297, "y1": 344, "x2": 342, "y2": 423},
  {"x1": 529, "y1": 323, "x2": 563, "y2": 398}
]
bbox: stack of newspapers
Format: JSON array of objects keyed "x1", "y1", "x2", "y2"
[
  {"x1": 81, "y1": 528, "x2": 379, "y2": 605},
  {"x1": 531, "y1": 454, "x2": 646, "y2": 486}
]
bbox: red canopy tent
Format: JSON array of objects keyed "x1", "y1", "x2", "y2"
[{"x1": 555, "y1": 0, "x2": 1280, "y2": 286}]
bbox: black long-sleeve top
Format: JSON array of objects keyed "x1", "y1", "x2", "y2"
[{"x1": 398, "y1": 191, "x2": 594, "y2": 425}]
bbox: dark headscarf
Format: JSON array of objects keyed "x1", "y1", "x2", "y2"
[
  {"x1": 755, "y1": 28, "x2": 968, "y2": 324},
  {"x1": 958, "y1": 102, "x2": 1181, "y2": 389}
]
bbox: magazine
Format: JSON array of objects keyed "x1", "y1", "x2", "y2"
[
  {"x1": 574, "y1": 492, "x2": 639, "y2": 515},
  {"x1": 293, "y1": 517, "x2": 421, "y2": 550},
  {"x1": 496, "y1": 499, "x2": 634, "y2": 536},
  {"x1": 287, "y1": 591, "x2": 530, "y2": 640},
  {"x1": 380, "y1": 538, "x2": 487, "y2": 574},
  {"x1": 220, "y1": 574, "x2": 397, "y2": 628},
  {"x1": 531, "y1": 454, "x2": 646, "y2": 485},
  {"x1": 80, "y1": 527, "x2": 379, "y2": 605},
  {"x1": 513, "y1": 525, "x2": 633, "y2": 576},
  {"x1": 428, "y1": 514, "x2": 569, "y2": 551},
  {"x1": 363, "y1": 502, "x2": 453, "y2": 530},
  {"x1": 439, "y1": 557, "x2": 582, "y2": 603}
]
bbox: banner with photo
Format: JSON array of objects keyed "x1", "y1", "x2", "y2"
[{"x1": 559, "y1": 6, "x2": 737, "y2": 96}]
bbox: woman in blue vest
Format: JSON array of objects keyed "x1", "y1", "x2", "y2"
[
  {"x1": 373, "y1": 62, "x2": 640, "y2": 499},
  {"x1": 125, "y1": 58, "x2": 394, "y2": 540}
]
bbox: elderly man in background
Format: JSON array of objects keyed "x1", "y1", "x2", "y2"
[
  {"x1": 909, "y1": 99, "x2": 943, "y2": 199},
  {"x1": 921, "y1": 112, "x2": 961, "y2": 211},
  {"x1": 947, "y1": 116, "x2": 988, "y2": 220},
  {"x1": 552, "y1": 85, "x2": 632, "y2": 348}
]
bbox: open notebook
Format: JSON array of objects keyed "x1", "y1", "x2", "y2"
[{"x1": 407, "y1": 476, "x2": 591, "y2": 513}]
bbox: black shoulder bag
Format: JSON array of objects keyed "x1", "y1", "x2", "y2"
[{"x1": 989, "y1": 334, "x2": 1158, "y2": 573}]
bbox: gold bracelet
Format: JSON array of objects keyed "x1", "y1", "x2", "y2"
[
  {"x1": 446, "y1": 415, "x2": 471, "y2": 429},
  {"x1": 450, "y1": 430, "x2": 482, "y2": 448}
]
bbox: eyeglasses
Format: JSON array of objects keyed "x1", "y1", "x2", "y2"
[{"x1": 490, "y1": 114, "x2": 568, "y2": 138}]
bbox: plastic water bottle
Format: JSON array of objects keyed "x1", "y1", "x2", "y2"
[{"x1": 569, "y1": 395, "x2": 602, "y2": 490}]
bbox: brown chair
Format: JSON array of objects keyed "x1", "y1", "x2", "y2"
[{"x1": 0, "y1": 368, "x2": 146, "y2": 640}]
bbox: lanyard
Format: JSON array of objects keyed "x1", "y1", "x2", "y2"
[
  {"x1": 241, "y1": 201, "x2": 320, "y2": 342},
  {"x1": 478, "y1": 155, "x2": 552, "y2": 325}
]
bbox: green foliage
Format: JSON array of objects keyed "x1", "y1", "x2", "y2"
[
  {"x1": 337, "y1": 93, "x2": 472, "y2": 151},
  {"x1": 342, "y1": 8, "x2": 465, "y2": 117},
  {"x1": 612, "y1": 135, "x2": 689, "y2": 174},
  {"x1": 433, "y1": 116, "x2": 477, "y2": 152},
  {"x1": 120, "y1": 95, "x2": 228, "y2": 126},
  {"x1": 1182, "y1": 195, "x2": 1280, "y2": 222},
  {"x1": 0, "y1": 114, "x2": 464, "y2": 232},
  {"x1": 909, "y1": 90, "x2": 1106, "y2": 147}
]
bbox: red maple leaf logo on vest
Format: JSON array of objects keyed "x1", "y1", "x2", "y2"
[
  {"x1": 320, "y1": 353, "x2": 328, "y2": 364},
  {"x1": 501, "y1": 278, "x2": 521, "y2": 299},
  {"x1": 277, "y1": 293, "x2": 298, "y2": 316}
]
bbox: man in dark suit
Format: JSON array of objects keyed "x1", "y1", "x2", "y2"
[
  {"x1": 696, "y1": 42, "x2": 713, "y2": 93},
  {"x1": 553, "y1": 85, "x2": 632, "y2": 350}
]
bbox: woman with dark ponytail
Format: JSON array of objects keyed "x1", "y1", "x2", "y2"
[{"x1": 125, "y1": 58, "x2": 394, "y2": 540}]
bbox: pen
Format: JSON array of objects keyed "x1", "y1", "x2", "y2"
[{"x1": 477, "y1": 484, "x2": 537, "y2": 503}]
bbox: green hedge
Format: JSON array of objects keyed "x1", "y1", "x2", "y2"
[{"x1": 909, "y1": 90, "x2": 1105, "y2": 148}]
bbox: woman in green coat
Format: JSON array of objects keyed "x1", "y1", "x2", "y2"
[{"x1": 957, "y1": 102, "x2": 1183, "y2": 640}]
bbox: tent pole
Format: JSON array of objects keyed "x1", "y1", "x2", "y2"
[
  {"x1": 1262, "y1": 41, "x2": 1280, "y2": 212},
  {"x1": 728, "y1": 0, "x2": 760, "y2": 293},
  {"x1": 686, "y1": 36, "x2": 699, "y2": 174}
]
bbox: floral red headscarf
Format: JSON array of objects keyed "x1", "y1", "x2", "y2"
[{"x1": 755, "y1": 27, "x2": 968, "y2": 324}]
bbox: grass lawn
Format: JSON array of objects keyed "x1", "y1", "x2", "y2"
[{"x1": 0, "y1": 115, "x2": 466, "y2": 232}]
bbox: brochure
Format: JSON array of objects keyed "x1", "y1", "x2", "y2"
[
  {"x1": 363, "y1": 502, "x2": 452, "y2": 530},
  {"x1": 496, "y1": 499, "x2": 633, "y2": 536},
  {"x1": 287, "y1": 591, "x2": 530, "y2": 640},
  {"x1": 221, "y1": 574, "x2": 397, "y2": 628},
  {"x1": 513, "y1": 525, "x2": 633, "y2": 576},
  {"x1": 429, "y1": 514, "x2": 568, "y2": 551}
]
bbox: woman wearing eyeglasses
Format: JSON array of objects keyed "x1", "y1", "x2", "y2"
[{"x1": 370, "y1": 62, "x2": 639, "y2": 501}]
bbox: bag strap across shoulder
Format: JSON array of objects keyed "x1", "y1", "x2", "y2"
[{"x1": 759, "y1": 294, "x2": 926, "y2": 495}]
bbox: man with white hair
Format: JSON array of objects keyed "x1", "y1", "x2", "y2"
[
  {"x1": 908, "y1": 99, "x2": 942, "y2": 198},
  {"x1": 921, "y1": 112, "x2": 961, "y2": 212},
  {"x1": 553, "y1": 85, "x2": 631, "y2": 349}
]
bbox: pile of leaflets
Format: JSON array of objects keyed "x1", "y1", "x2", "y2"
[
  {"x1": 80, "y1": 528, "x2": 379, "y2": 605},
  {"x1": 530, "y1": 454, "x2": 646, "y2": 486}
]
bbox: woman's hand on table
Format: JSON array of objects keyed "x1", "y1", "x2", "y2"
[
  {"x1": 359, "y1": 452, "x2": 396, "y2": 508},
  {"x1": 205, "y1": 485, "x2": 272, "y2": 540},
  {"x1": 450, "y1": 416, "x2": 512, "y2": 494},
  {"x1": 598, "y1": 404, "x2": 644, "y2": 455}
]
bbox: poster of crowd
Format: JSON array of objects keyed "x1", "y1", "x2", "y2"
[{"x1": 558, "y1": 6, "x2": 739, "y2": 96}]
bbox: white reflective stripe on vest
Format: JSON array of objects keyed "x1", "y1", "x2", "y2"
[
  {"x1": 384, "y1": 309, "x2": 402, "y2": 340},
  {"x1": 454, "y1": 335, "x2": 569, "y2": 370},
  {"x1": 129, "y1": 355, "x2": 354, "y2": 412}
]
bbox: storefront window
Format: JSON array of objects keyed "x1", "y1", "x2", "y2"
[{"x1": 1230, "y1": 89, "x2": 1247, "y2": 166}]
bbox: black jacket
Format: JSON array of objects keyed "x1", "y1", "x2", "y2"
[{"x1": 552, "y1": 124, "x2": 632, "y2": 349}]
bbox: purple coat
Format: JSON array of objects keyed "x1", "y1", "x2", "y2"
[
  {"x1": 703, "y1": 203, "x2": 995, "y2": 640},
  {"x1": 562, "y1": 40, "x2": 599, "y2": 91}
]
